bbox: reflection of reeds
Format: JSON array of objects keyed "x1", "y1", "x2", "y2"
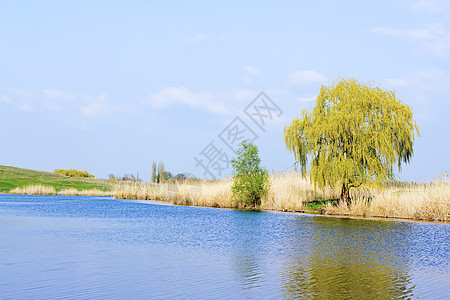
[{"x1": 9, "y1": 185, "x2": 113, "y2": 196}]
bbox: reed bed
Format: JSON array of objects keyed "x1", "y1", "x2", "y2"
[
  {"x1": 114, "y1": 171, "x2": 338, "y2": 211},
  {"x1": 114, "y1": 171, "x2": 449, "y2": 222},
  {"x1": 57, "y1": 188, "x2": 113, "y2": 197},
  {"x1": 261, "y1": 171, "x2": 338, "y2": 211},
  {"x1": 10, "y1": 184, "x2": 57, "y2": 195},
  {"x1": 326, "y1": 175, "x2": 450, "y2": 222},
  {"x1": 13, "y1": 174, "x2": 447, "y2": 221},
  {"x1": 113, "y1": 180, "x2": 234, "y2": 207},
  {"x1": 9, "y1": 185, "x2": 113, "y2": 196}
]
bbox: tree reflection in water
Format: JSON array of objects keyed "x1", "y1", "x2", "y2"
[{"x1": 281, "y1": 217, "x2": 415, "y2": 299}]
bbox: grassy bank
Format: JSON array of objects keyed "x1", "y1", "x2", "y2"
[
  {"x1": 114, "y1": 171, "x2": 449, "y2": 222},
  {"x1": 114, "y1": 171, "x2": 339, "y2": 211},
  {"x1": 0, "y1": 165, "x2": 114, "y2": 195}
]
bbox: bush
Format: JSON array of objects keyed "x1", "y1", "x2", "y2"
[
  {"x1": 54, "y1": 169, "x2": 94, "y2": 178},
  {"x1": 231, "y1": 141, "x2": 270, "y2": 207}
]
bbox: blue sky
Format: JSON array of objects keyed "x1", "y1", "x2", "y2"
[{"x1": 1, "y1": 0, "x2": 449, "y2": 181}]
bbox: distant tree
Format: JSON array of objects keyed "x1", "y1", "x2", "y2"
[
  {"x1": 151, "y1": 161, "x2": 157, "y2": 183},
  {"x1": 122, "y1": 174, "x2": 135, "y2": 182},
  {"x1": 158, "y1": 161, "x2": 165, "y2": 184},
  {"x1": 284, "y1": 78, "x2": 419, "y2": 205},
  {"x1": 174, "y1": 173, "x2": 187, "y2": 182},
  {"x1": 130, "y1": 174, "x2": 136, "y2": 182},
  {"x1": 231, "y1": 141, "x2": 270, "y2": 207}
]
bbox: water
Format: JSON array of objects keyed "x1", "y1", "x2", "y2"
[{"x1": 0, "y1": 194, "x2": 449, "y2": 299}]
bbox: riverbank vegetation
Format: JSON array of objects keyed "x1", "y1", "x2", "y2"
[
  {"x1": 9, "y1": 184, "x2": 112, "y2": 196},
  {"x1": 231, "y1": 141, "x2": 270, "y2": 207},
  {"x1": 112, "y1": 171, "x2": 449, "y2": 222},
  {"x1": 285, "y1": 78, "x2": 419, "y2": 205},
  {"x1": 0, "y1": 165, "x2": 114, "y2": 194},
  {"x1": 113, "y1": 171, "x2": 337, "y2": 212},
  {"x1": 54, "y1": 169, "x2": 95, "y2": 178},
  {"x1": 1, "y1": 164, "x2": 447, "y2": 222}
]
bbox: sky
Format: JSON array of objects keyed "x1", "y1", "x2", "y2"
[{"x1": 1, "y1": 0, "x2": 449, "y2": 181}]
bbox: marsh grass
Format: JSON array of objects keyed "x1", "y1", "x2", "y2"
[
  {"x1": 326, "y1": 174, "x2": 450, "y2": 222},
  {"x1": 9, "y1": 185, "x2": 113, "y2": 196},
  {"x1": 114, "y1": 171, "x2": 449, "y2": 222},
  {"x1": 10, "y1": 184, "x2": 57, "y2": 195},
  {"x1": 114, "y1": 171, "x2": 339, "y2": 211}
]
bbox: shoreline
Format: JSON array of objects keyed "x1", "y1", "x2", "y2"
[
  {"x1": 1, "y1": 191, "x2": 448, "y2": 224},
  {"x1": 122, "y1": 196, "x2": 450, "y2": 225}
]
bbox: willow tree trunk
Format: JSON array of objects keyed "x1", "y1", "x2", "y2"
[{"x1": 340, "y1": 184, "x2": 350, "y2": 206}]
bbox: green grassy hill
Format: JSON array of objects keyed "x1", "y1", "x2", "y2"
[{"x1": 0, "y1": 165, "x2": 114, "y2": 193}]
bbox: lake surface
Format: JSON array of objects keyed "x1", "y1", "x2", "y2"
[{"x1": 0, "y1": 194, "x2": 449, "y2": 299}]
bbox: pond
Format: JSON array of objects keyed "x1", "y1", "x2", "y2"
[{"x1": 0, "y1": 194, "x2": 448, "y2": 299}]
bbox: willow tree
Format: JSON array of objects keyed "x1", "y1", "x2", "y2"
[{"x1": 284, "y1": 78, "x2": 419, "y2": 204}]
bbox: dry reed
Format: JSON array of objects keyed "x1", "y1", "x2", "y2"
[
  {"x1": 113, "y1": 171, "x2": 339, "y2": 211},
  {"x1": 10, "y1": 184, "x2": 57, "y2": 195},
  {"x1": 114, "y1": 171, "x2": 449, "y2": 222},
  {"x1": 9, "y1": 185, "x2": 112, "y2": 197},
  {"x1": 326, "y1": 174, "x2": 450, "y2": 222}
]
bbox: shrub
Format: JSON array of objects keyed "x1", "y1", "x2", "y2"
[
  {"x1": 54, "y1": 169, "x2": 95, "y2": 178},
  {"x1": 231, "y1": 141, "x2": 270, "y2": 207}
]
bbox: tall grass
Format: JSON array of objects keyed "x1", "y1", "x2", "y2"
[
  {"x1": 326, "y1": 174, "x2": 450, "y2": 222},
  {"x1": 9, "y1": 185, "x2": 113, "y2": 196},
  {"x1": 113, "y1": 171, "x2": 449, "y2": 222},
  {"x1": 261, "y1": 171, "x2": 338, "y2": 211},
  {"x1": 113, "y1": 180, "x2": 234, "y2": 207},
  {"x1": 114, "y1": 171, "x2": 339, "y2": 211},
  {"x1": 10, "y1": 184, "x2": 57, "y2": 195}
]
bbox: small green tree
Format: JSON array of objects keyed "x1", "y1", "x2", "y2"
[
  {"x1": 231, "y1": 141, "x2": 270, "y2": 207},
  {"x1": 284, "y1": 78, "x2": 419, "y2": 205}
]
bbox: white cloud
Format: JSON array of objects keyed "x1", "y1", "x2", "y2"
[
  {"x1": 287, "y1": 70, "x2": 327, "y2": 89},
  {"x1": 18, "y1": 102, "x2": 34, "y2": 112},
  {"x1": 0, "y1": 89, "x2": 75, "y2": 112},
  {"x1": 0, "y1": 89, "x2": 115, "y2": 118},
  {"x1": 409, "y1": 0, "x2": 450, "y2": 13},
  {"x1": 146, "y1": 87, "x2": 228, "y2": 115},
  {"x1": 242, "y1": 65, "x2": 262, "y2": 85},
  {"x1": 370, "y1": 23, "x2": 450, "y2": 59},
  {"x1": 381, "y1": 68, "x2": 450, "y2": 121},
  {"x1": 42, "y1": 89, "x2": 75, "y2": 101},
  {"x1": 382, "y1": 78, "x2": 409, "y2": 89},
  {"x1": 186, "y1": 34, "x2": 227, "y2": 44},
  {"x1": 233, "y1": 89, "x2": 258, "y2": 101},
  {"x1": 408, "y1": 68, "x2": 450, "y2": 92},
  {"x1": 296, "y1": 97, "x2": 316, "y2": 102},
  {"x1": 80, "y1": 93, "x2": 110, "y2": 118},
  {"x1": 0, "y1": 95, "x2": 10, "y2": 104},
  {"x1": 383, "y1": 68, "x2": 450, "y2": 95}
]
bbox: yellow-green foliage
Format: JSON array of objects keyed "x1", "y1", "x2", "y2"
[
  {"x1": 285, "y1": 78, "x2": 419, "y2": 203},
  {"x1": 54, "y1": 169, "x2": 95, "y2": 178}
]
